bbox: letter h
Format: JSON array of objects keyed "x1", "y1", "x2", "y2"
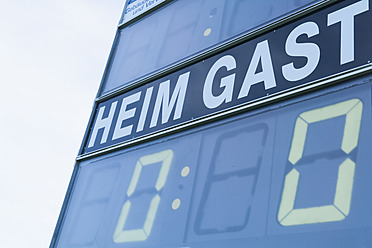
[{"x1": 87, "y1": 101, "x2": 118, "y2": 148}]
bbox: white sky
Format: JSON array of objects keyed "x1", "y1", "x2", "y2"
[{"x1": 0, "y1": 0, "x2": 124, "y2": 247}]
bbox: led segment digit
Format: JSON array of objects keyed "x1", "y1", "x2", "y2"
[
  {"x1": 278, "y1": 98, "x2": 363, "y2": 226},
  {"x1": 113, "y1": 149, "x2": 174, "y2": 243},
  {"x1": 195, "y1": 124, "x2": 268, "y2": 234}
]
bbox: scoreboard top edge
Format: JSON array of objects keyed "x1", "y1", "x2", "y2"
[{"x1": 80, "y1": 0, "x2": 372, "y2": 159}]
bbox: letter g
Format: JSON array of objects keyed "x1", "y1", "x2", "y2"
[{"x1": 203, "y1": 55, "x2": 236, "y2": 109}]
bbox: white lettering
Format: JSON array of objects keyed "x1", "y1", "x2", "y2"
[
  {"x1": 238, "y1": 40, "x2": 276, "y2": 99},
  {"x1": 112, "y1": 92, "x2": 141, "y2": 140},
  {"x1": 282, "y1": 22, "x2": 320, "y2": 82},
  {"x1": 203, "y1": 55, "x2": 236, "y2": 109},
  {"x1": 150, "y1": 72, "x2": 190, "y2": 128},
  {"x1": 137, "y1": 87, "x2": 153, "y2": 132},
  {"x1": 328, "y1": 0, "x2": 369, "y2": 65},
  {"x1": 88, "y1": 101, "x2": 118, "y2": 148}
]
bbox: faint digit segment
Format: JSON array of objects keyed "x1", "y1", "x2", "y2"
[
  {"x1": 278, "y1": 99, "x2": 363, "y2": 226},
  {"x1": 195, "y1": 124, "x2": 268, "y2": 234},
  {"x1": 113, "y1": 149, "x2": 174, "y2": 243}
]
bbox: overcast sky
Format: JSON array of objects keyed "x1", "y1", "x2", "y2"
[{"x1": 0, "y1": 0, "x2": 124, "y2": 247}]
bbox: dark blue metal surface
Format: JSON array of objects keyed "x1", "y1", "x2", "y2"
[
  {"x1": 101, "y1": 0, "x2": 320, "y2": 94},
  {"x1": 84, "y1": 0, "x2": 372, "y2": 154},
  {"x1": 57, "y1": 75, "x2": 372, "y2": 248}
]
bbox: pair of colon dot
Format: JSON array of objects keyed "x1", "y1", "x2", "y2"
[
  {"x1": 203, "y1": 7, "x2": 218, "y2": 37},
  {"x1": 172, "y1": 8, "x2": 214, "y2": 211},
  {"x1": 172, "y1": 166, "x2": 190, "y2": 210},
  {"x1": 172, "y1": 9, "x2": 213, "y2": 209}
]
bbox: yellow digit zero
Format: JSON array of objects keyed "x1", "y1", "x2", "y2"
[
  {"x1": 278, "y1": 99, "x2": 362, "y2": 226},
  {"x1": 113, "y1": 150, "x2": 174, "y2": 243}
]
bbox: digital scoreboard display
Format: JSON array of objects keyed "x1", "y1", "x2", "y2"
[
  {"x1": 57, "y1": 76, "x2": 372, "y2": 248},
  {"x1": 51, "y1": 0, "x2": 372, "y2": 247}
]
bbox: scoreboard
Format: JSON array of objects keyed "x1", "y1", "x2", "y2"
[{"x1": 51, "y1": 0, "x2": 372, "y2": 247}]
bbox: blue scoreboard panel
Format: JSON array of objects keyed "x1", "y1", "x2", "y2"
[{"x1": 51, "y1": 0, "x2": 372, "y2": 247}]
